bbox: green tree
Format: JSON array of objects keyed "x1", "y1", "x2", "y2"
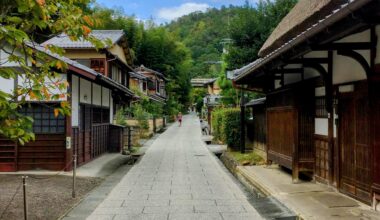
[
  {"x1": 0, "y1": 0, "x2": 104, "y2": 144},
  {"x1": 226, "y1": 0, "x2": 297, "y2": 69}
]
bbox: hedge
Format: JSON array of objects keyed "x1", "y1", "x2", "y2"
[{"x1": 211, "y1": 108, "x2": 241, "y2": 150}]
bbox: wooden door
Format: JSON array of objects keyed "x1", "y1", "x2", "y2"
[
  {"x1": 79, "y1": 104, "x2": 92, "y2": 164},
  {"x1": 339, "y1": 85, "x2": 372, "y2": 203}
]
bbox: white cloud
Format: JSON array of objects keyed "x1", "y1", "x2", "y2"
[{"x1": 157, "y1": 3, "x2": 210, "y2": 21}]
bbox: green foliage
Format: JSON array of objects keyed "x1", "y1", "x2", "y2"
[
  {"x1": 130, "y1": 103, "x2": 150, "y2": 131},
  {"x1": 226, "y1": 0, "x2": 297, "y2": 69},
  {"x1": 190, "y1": 88, "x2": 207, "y2": 113},
  {"x1": 0, "y1": 0, "x2": 104, "y2": 143},
  {"x1": 227, "y1": 150, "x2": 265, "y2": 166},
  {"x1": 114, "y1": 107, "x2": 128, "y2": 127},
  {"x1": 211, "y1": 108, "x2": 224, "y2": 142},
  {"x1": 212, "y1": 108, "x2": 241, "y2": 149}
]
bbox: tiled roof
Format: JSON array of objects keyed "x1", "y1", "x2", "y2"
[
  {"x1": 135, "y1": 65, "x2": 168, "y2": 81},
  {"x1": 130, "y1": 72, "x2": 148, "y2": 80},
  {"x1": 42, "y1": 30, "x2": 124, "y2": 49},
  {"x1": 245, "y1": 97, "x2": 266, "y2": 107},
  {"x1": 191, "y1": 78, "x2": 217, "y2": 86}
]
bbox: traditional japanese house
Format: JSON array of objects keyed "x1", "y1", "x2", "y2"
[
  {"x1": 134, "y1": 65, "x2": 167, "y2": 104},
  {"x1": 129, "y1": 71, "x2": 148, "y2": 95},
  {"x1": 0, "y1": 43, "x2": 134, "y2": 172},
  {"x1": 42, "y1": 30, "x2": 136, "y2": 115},
  {"x1": 233, "y1": 0, "x2": 380, "y2": 207}
]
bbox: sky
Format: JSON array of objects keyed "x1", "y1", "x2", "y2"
[{"x1": 95, "y1": 0, "x2": 260, "y2": 24}]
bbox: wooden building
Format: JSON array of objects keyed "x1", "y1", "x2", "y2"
[
  {"x1": 43, "y1": 30, "x2": 136, "y2": 114},
  {"x1": 134, "y1": 65, "x2": 168, "y2": 104},
  {"x1": 0, "y1": 41, "x2": 134, "y2": 171},
  {"x1": 233, "y1": 0, "x2": 380, "y2": 207}
]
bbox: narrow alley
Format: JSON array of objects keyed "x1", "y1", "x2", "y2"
[{"x1": 88, "y1": 114, "x2": 262, "y2": 220}]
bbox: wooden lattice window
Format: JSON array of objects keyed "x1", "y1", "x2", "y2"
[
  {"x1": 315, "y1": 97, "x2": 328, "y2": 118},
  {"x1": 20, "y1": 104, "x2": 65, "y2": 134},
  {"x1": 91, "y1": 59, "x2": 105, "y2": 74},
  {"x1": 92, "y1": 107, "x2": 110, "y2": 124}
]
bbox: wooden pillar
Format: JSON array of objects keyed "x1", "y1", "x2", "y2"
[
  {"x1": 327, "y1": 51, "x2": 335, "y2": 184},
  {"x1": 240, "y1": 90, "x2": 246, "y2": 154},
  {"x1": 65, "y1": 72, "x2": 73, "y2": 171},
  {"x1": 292, "y1": 110, "x2": 299, "y2": 183}
]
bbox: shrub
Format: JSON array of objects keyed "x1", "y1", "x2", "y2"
[
  {"x1": 211, "y1": 108, "x2": 224, "y2": 141},
  {"x1": 211, "y1": 108, "x2": 241, "y2": 149}
]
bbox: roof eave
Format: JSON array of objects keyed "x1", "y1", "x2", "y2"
[{"x1": 234, "y1": 0, "x2": 372, "y2": 83}]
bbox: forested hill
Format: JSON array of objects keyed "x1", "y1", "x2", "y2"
[
  {"x1": 166, "y1": 6, "x2": 241, "y2": 78},
  {"x1": 165, "y1": 1, "x2": 297, "y2": 78}
]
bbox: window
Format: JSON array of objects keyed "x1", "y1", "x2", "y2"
[
  {"x1": 315, "y1": 97, "x2": 328, "y2": 118},
  {"x1": 156, "y1": 80, "x2": 160, "y2": 94},
  {"x1": 91, "y1": 59, "x2": 105, "y2": 74},
  {"x1": 92, "y1": 107, "x2": 110, "y2": 124},
  {"x1": 143, "y1": 82, "x2": 147, "y2": 91},
  {"x1": 111, "y1": 65, "x2": 122, "y2": 84},
  {"x1": 75, "y1": 59, "x2": 91, "y2": 68},
  {"x1": 20, "y1": 104, "x2": 65, "y2": 134}
]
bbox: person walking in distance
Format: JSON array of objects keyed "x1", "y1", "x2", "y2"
[{"x1": 177, "y1": 112, "x2": 183, "y2": 127}]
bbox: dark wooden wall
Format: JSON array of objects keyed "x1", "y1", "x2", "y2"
[
  {"x1": 246, "y1": 106, "x2": 266, "y2": 154},
  {"x1": 18, "y1": 134, "x2": 66, "y2": 171},
  {"x1": 372, "y1": 78, "x2": 380, "y2": 195},
  {"x1": 0, "y1": 137, "x2": 17, "y2": 172}
]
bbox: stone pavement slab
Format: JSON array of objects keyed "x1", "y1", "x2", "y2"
[
  {"x1": 238, "y1": 165, "x2": 380, "y2": 220},
  {"x1": 88, "y1": 115, "x2": 262, "y2": 219}
]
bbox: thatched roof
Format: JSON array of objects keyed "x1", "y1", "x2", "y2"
[
  {"x1": 234, "y1": 0, "x2": 373, "y2": 83},
  {"x1": 259, "y1": 0, "x2": 346, "y2": 57}
]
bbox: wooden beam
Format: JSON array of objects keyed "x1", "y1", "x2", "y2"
[
  {"x1": 312, "y1": 42, "x2": 375, "y2": 51},
  {"x1": 273, "y1": 68, "x2": 303, "y2": 74},
  {"x1": 287, "y1": 58, "x2": 329, "y2": 64}
]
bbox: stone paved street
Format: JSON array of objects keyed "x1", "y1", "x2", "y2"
[{"x1": 88, "y1": 114, "x2": 262, "y2": 220}]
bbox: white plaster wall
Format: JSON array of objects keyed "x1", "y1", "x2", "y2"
[
  {"x1": 304, "y1": 67, "x2": 321, "y2": 80},
  {"x1": 315, "y1": 87, "x2": 326, "y2": 97},
  {"x1": 274, "y1": 79, "x2": 281, "y2": 89},
  {"x1": 79, "y1": 78, "x2": 92, "y2": 104},
  {"x1": 102, "y1": 87, "x2": 110, "y2": 107},
  {"x1": 333, "y1": 50, "x2": 368, "y2": 84},
  {"x1": 71, "y1": 75, "x2": 79, "y2": 127},
  {"x1": 284, "y1": 74, "x2": 302, "y2": 85},
  {"x1": 315, "y1": 118, "x2": 328, "y2": 136},
  {"x1": 304, "y1": 51, "x2": 328, "y2": 58},
  {"x1": 92, "y1": 84, "x2": 102, "y2": 106},
  {"x1": 0, "y1": 78, "x2": 14, "y2": 94},
  {"x1": 336, "y1": 29, "x2": 370, "y2": 43},
  {"x1": 333, "y1": 29, "x2": 370, "y2": 85},
  {"x1": 376, "y1": 25, "x2": 380, "y2": 64}
]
